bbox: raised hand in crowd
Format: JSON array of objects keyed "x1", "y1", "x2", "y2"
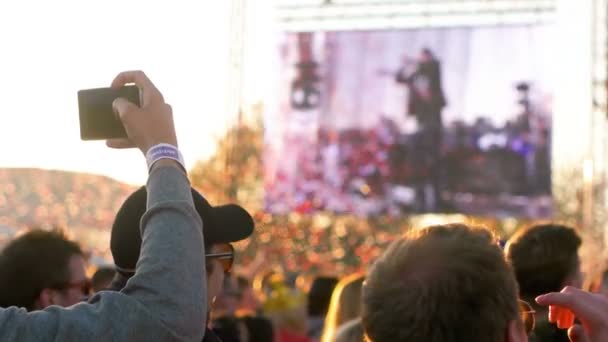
[
  {"x1": 0, "y1": 70, "x2": 206, "y2": 342},
  {"x1": 108, "y1": 70, "x2": 177, "y2": 153},
  {"x1": 537, "y1": 286, "x2": 608, "y2": 342}
]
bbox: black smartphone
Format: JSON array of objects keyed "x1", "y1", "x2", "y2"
[{"x1": 78, "y1": 86, "x2": 141, "y2": 140}]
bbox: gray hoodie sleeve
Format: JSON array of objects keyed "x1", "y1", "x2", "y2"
[{"x1": 0, "y1": 165, "x2": 207, "y2": 341}]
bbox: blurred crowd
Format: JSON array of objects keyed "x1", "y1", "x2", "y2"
[
  {"x1": 0, "y1": 168, "x2": 530, "y2": 277},
  {"x1": 2, "y1": 216, "x2": 607, "y2": 342}
]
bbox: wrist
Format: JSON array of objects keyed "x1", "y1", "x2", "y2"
[
  {"x1": 146, "y1": 143, "x2": 186, "y2": 173},
  {"x1": 149, "y1": 159, "x2": 187, "y2": 175},
  {"x1": 142, "y1": 140, "x2": 178, "y2": 155}
]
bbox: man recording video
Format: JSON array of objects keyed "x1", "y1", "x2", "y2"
[{"x1": 0, "y1": 71, "x2": 208, "y2": 341}]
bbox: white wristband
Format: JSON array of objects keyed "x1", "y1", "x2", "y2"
[{"x1": 145, "y1": 143, "x2": 186, "y2": 172}]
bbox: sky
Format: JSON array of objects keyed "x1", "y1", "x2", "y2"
[{"x1": 0, "y1": 0, "x2": 275, "y2": 185}]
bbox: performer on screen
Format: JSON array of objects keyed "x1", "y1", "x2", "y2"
[
  {"x1": 387, "y1": 48, "x2": 447, "y2": 211},
  {"x1": 395, "y1": 48, "x2": 446, "y2": 128}
]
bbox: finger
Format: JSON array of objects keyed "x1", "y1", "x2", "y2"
[
  {"x1": 111, "y1": 71, "x2": 162, "y2": 102},
  {"x1": 537, "y1": 292, "x2": 575, "y2": 308},
  {"x1": 568, "y1": 325, "x2": 590, "y2": 342},
  {"x1": 112, "y1": 97, "x2": 138, "y2": 118},
  {"x1": 106, "y1": 138, "x2": 135, "y2": 149},
  {"x1": 111, "y1": 70, "x2": 155, "y2": 91},
  {"x1": 537, "y1": 288, "x2": 588, "y2": 318}
]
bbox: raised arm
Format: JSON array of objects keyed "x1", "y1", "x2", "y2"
[{"x1": 0, "y1": 71, "x2": 206, "y2": 341}]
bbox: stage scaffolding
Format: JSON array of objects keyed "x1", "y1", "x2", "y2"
[{"x1": 276, "y1": 0, "x2": 555, "y2": 31}]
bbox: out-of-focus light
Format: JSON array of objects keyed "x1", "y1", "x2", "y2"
[
  {"x1": 360, "y1": 184, "x2": 371, "y2": 195},
  {"x1": 583, "y1": 159, "x2": 594, "y2": 185},
  {"x1": 411, "y1": 214, "x2": 468, "y2": 229}
]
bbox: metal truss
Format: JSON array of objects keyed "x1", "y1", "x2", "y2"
[
  {"x1": 228, "y1": 0, "x2": 246, "y2": 120},
  {"x1": 275, "y1": 0, "x2": 556, "y2": 31}
]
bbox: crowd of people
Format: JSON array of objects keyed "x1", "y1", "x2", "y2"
[
  {"x1": 1, "y1": 70, "x2": 608, "y2": 342},
  {"x1": 266, "y1": 102, "x2": 552, "y2": 217}
]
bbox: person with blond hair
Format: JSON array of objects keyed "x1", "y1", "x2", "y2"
[
  {"x1": 320, "y1": 273, "x2": 365, "y2": 342},
  {"x1": 262, "y1": 276, "x2": 311, "y2": 342}
]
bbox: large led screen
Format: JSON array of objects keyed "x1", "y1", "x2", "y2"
[{"x1": 265, "y1": 25, "x2": 554, "y2": 217}]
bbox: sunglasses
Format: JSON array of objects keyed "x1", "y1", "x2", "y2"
[
  {"x1": 519, "y1": 299, "x2": 536, "y2": 335},
  {"x1": 205, "y1": 243, "x2": 235, "y2": 273}
]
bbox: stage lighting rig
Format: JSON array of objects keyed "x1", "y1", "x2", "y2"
[{"x1": 275, "y1": 0, "x2": 555, "y2": 31}]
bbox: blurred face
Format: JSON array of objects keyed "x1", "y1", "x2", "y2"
[
  {"x1": 54, "y1": 254, "x2": 89, "y2": 307},
  {"x1": 213, "y1": 277, "x2": 241, "y2": 317},
  {"x1": 420, "y1": 50, "x2": 432, "y2": 62},
  {"x1": 206, "y1": 243, "x2": 234, "y2": 307},
  {"x1": 239, "y1": 287, "x2": 260, "y2": 312}
]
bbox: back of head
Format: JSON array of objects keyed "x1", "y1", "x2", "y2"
[
  {"x1": 212, "y1": 316, "x2": 243, "y2": 342},
  {"x1": 308, "y1": 276, "x2": 339, "y2": 317},
  {"x1": 362, "y1": 223, "x2": 519, "y2": 342},
  {"x1": 321, "y1": 273, "x2": 365, "y2": 342},
  {"x1": 91, "y1": 266, "x2": 116, "y2": 293},
  {"x1": 242, "y1": 316, "x2": 275, "y2": 342},
  {"x1": 334, "y1": 319, "x2": 364, "y2": 342},
  {"x1": 505, "y1": 223, "x2": 582, "y2": 301},
  {"x1": 0, "y1": 229, "x2": 82, "y2": 310},
  {"x1": 262, "y1": 278, "x2": 308, "y2": 336}
]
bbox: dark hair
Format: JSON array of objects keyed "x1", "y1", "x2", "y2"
[
  {"x1": 308, "y1": 276, "x2": 339, "y2": 317},
  {"x1": 0, "y1": 229, "x2": 83, "y2": 310},
  {"x1": 335, "y1": 318, "x2": 363, "y2": 342},
  {"x1": 212, "y1": 316, "x2": 242, "y2": 342},
  {"x1": 362, "y1": 224, "x2": 520, "y2": 342},
  {"x1": 91, "y1": 266, "x2": 116, "y2": 292},
  {"x1": 242, "y1": 315, "x2": 275, "y2": 342},
  {"x1": 237, "y1": 275, "x2": 250, "y2": 290},
  {"x1": 505, "y1": 223, "x2": 582, "y2": 300}
]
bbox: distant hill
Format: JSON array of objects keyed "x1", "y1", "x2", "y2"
[{"x1": 0, "y1": 168, "x2": 136, "y2": 262}]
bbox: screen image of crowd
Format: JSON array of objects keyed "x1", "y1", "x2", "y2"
[{"x1": 265, "y1": 25, "x2": 554, "y2": 218}]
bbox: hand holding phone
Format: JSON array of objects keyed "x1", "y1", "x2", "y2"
[
  {"x1": 78, "y1": 86, "x2": 141, "y2": 140},
  {"x1": 537, "y1": 286, "x2": 608, "y2": 342},
  {"x1": 107, "y1": 71, "x2": 178, "y2": 155},
  {"x1": 549, "y1": 305, "x2": 575, "y2": 329}
]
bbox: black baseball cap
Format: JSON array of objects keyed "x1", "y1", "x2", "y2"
[{"x1": 110, "y1": 186, "x2": 254, "y2": 273}]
